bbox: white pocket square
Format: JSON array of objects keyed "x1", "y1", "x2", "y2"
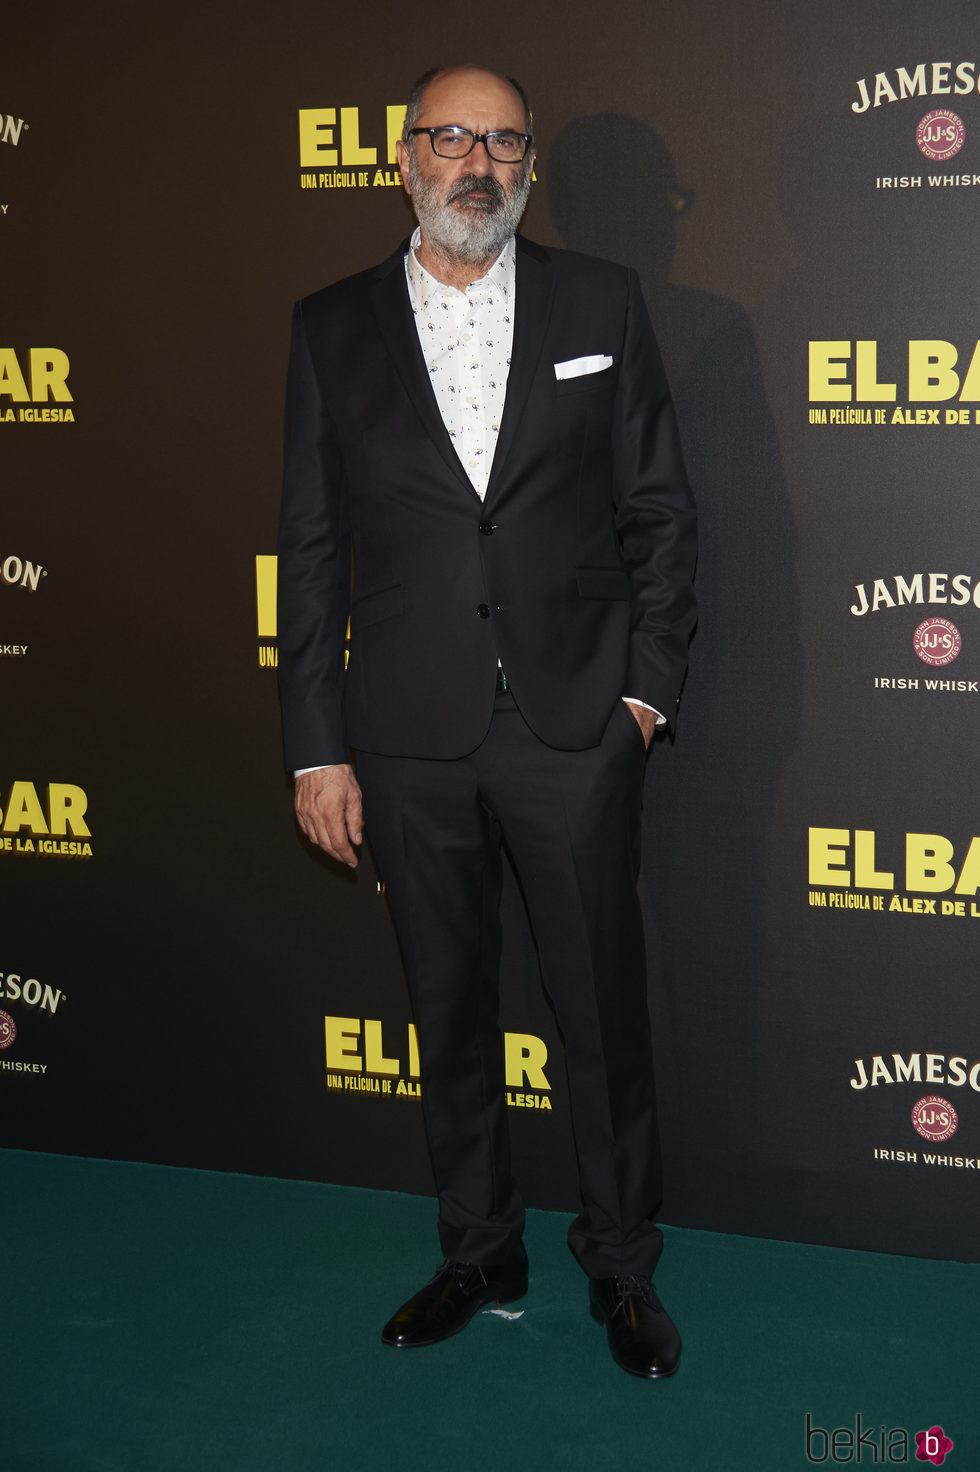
[{"x1": 554, "y1": 354, "x2": 613, "y2": 380}]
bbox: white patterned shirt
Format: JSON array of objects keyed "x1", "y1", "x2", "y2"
[{"x1": 404, "y1": 226, "x2": 515, "y2": 501}]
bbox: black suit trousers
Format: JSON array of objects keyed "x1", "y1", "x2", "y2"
[{"x1": 356, "y1": 690, "x2": 665, "y2": 1279}]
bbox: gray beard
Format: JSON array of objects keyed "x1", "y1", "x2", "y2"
[{"x1": 408, "y1": 153, "x2": 532, "y2": 267}]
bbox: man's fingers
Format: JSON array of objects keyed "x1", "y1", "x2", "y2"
[
  {"x1": 624, "y1": 701, "x2": 657, "y2": 749},
  {"x1": 317, "y1": 809, "x2": 357, "y2": 865},
  {"x1": 294, "y1": 765, "x2": 363, "y2": 867},
  {"x1": 346, "y1": 784, "x2": 364, "y2": 847}
]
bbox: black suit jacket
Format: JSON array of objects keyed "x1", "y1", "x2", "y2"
[{"x1": 277, "y1": 234, "x2": 697, "y2": 768}]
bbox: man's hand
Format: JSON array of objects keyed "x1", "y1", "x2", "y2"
[
  {"x1": 294, "y1": 765, "x2": 363, "y2": 868},
  {"x1": 625, "y1": 701, "x2": 658, "y2": 750}
]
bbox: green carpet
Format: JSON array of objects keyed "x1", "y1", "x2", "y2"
[{"x1": 1, "y1": 1149, "x2": 975, "y2": 1471}]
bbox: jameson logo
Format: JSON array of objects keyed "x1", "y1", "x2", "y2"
[
  {"x1": 851, "y1": 61, "x2": 980, "y2": 112},
  {"x1": 849, "y1": 1051, "x2": 980, "y2": 1092},
  {"x1": 0, "y1": 970, "x2": 65, "y2": 1016},
  {"x1": 917, "y1": 110, "x2": 965, "y2": 163},
  {"x1": 850, "y1": 572, "x2": 980, "y2": 616},
  {"x1": 1, "y1": 555, "x2": 45, "y2": 592},
  {"x1": 1, "y1": 113, "x2": 28, "y2": 146}
]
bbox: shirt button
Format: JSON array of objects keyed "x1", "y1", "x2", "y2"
[
  {"x1": 476, "y1": 604, "x2": 490, "y2": 618},
  {"x1": 479, "y1": 520, "x2": 496, "y2": 535}
]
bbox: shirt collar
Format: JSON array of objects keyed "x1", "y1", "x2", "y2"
[{"x1": 405, "y1": 226, "x2": 516, "y2": 311}]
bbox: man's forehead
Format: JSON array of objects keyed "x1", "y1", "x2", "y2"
[{"x1": 417, "y1": 67, "x2": 526, "y2": 124}]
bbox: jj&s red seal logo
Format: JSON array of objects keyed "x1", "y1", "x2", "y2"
[
  {"x1": 0, "y1": 1009, "x2": 16, "y2": 1050},
  {"x1": 911, "y1": 1095, "x2": 958, "y2": 1143},
  {"x1": 913, "y1": 617, "x2": 961, "y2": 666},
  {"x1": 916, "y1": 110, "x2": 965, "y2": 161}
]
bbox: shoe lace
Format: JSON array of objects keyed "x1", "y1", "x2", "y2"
[
  {"x1": 435, "y1": 1257, "x2": 487, "y2": 1287},
  {"x1": 613, "y1": 1274, "x2": 660, "y2": 1309}
]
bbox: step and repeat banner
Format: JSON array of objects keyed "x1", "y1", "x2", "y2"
[{"x1": 4, "y1": 0, "x2": 977, "y2": 1260}]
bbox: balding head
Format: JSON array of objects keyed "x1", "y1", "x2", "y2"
[{"x1": 402, "y1": 65, "x2": 532, "y2": 140}]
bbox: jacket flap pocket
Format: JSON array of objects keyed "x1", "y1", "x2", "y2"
[
  {"x1": 575, "y1": 567, "x2": 630, "y2": 600},
  {"x1": 351, "y1": 583, "x2": 405, "y2": 629}
]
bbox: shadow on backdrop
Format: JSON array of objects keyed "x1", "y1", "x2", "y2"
[{"x1": 547, "y1": 113, "x2": 804, "y2": 1230}]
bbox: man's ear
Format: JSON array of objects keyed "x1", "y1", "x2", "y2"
[{"x1": 395, "y1": 138, "x2": 411, "y2": 194}]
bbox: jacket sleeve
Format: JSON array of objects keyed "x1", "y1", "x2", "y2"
[
  {"x1": 613, "y1": 270, "x2": 698, "y2": 732},
  {"x1": 276, "y1": 299, "x2": 352, "y2": 770}
]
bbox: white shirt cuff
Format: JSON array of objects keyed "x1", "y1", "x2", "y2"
[{"x1": 623, "y1": 697, "x2": 666, "y2": 727}]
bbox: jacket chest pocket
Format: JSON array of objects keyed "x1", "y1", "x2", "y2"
[{"x1": 553, "y1": 364, "x2": 615, "y2": 397}]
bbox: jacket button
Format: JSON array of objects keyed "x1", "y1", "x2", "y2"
[
  {"x1": 479, "y1": 520, "x2": 496, "y2": 536},
  {"x1": 476, "y1": 603, "x2": 490, "y2": 618}
]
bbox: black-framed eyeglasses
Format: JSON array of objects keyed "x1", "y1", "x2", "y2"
[{"x1": 409, "y1": 126, "x2": 532, "y2": 163}]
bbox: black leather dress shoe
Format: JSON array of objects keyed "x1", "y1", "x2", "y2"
[
  {"x1": 381, "y1": 1253, "x2": 529, "y2": 1347},
  {"x1": 589, "y1": 1274, "x2": 681, "y2": 1378}
]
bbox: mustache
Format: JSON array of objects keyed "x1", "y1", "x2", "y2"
[{"x1": 445, "y1": 174, "x2": 508, "y2": 210}]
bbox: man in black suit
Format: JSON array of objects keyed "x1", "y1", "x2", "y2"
[{"x1": 277, "y1": 64, "x2": 697, "y2": 1378}]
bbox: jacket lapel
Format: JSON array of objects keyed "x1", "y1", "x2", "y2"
[
  {"x1": 483, "y1": 236, "x2": 555, "y2": 507},
  {"x1": 370, "y1": 244, "x2": 477, "y2": 499},
  {"x1": 369, "y1": 235, "x2": 556, "y2": 507}
]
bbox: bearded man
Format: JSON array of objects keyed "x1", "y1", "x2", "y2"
[{"x1": 277, "y1": 64, "x2": 697, "y2": 1378}]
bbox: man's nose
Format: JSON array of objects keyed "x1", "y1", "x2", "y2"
[{"x1": 467, "y1": 140, "x2": 494, "y2": 174}]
